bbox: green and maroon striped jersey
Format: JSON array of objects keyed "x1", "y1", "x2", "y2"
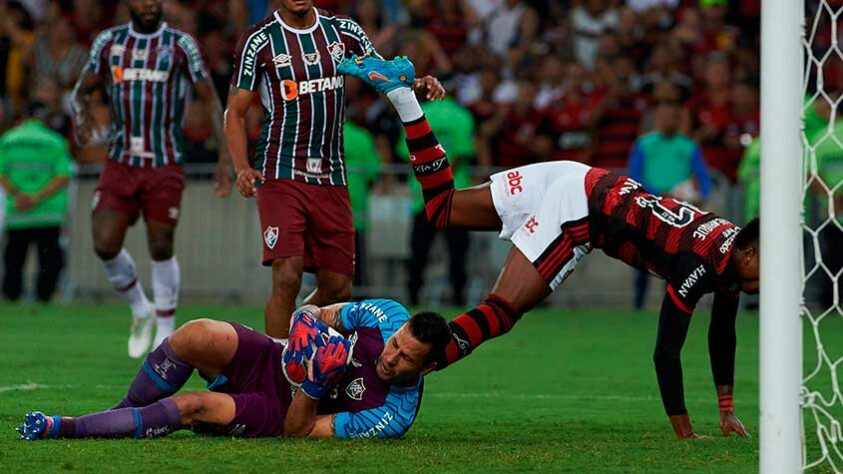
[
  {"x1": 231, "y1": 9, "x2": 380, "y2": 186},
  {"x1": 85, "y1": 22, "x2": 209, "y2": 167}
]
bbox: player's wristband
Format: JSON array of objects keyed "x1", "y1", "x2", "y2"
[
  {"x1": 301, "y1": 380, "x2": 331, "y2": 400},
  {"x1": 718, "y1": 394, "x2": 735, "y2": 413}
]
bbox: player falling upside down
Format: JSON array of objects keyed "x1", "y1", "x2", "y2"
[
  {"x1": 17, "y1": 300, "x2": 449, "y2": 440},
  {"x1": 71, "y1": 0, "x2": 232, "y2": 358},
  {"x1": 341, "y1": 55, "x2": 759, "y2": 439}
]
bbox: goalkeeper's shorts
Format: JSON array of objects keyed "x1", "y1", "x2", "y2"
[{"x1": 490, "y1": 161, "x2": 593, "y2": 290}]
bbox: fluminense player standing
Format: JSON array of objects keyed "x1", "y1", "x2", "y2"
[
  {"x1": 343, "y1": 55, "x2": 759, "y2": 439},
  {"x1": 72, "y1": 0, "x2": 232, "y2": 358},
  {"x1": 224, "y1": 0, "x2": 445, "y2": 338}
]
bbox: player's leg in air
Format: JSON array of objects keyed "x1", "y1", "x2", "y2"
[
  {"x1": 17, "y1": 319, "x2": 239, "y2": 440},
  {"x1": 340, "y1": 55, "x2": 592, "y2": 369}
]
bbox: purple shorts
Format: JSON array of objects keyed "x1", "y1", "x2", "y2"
[{"x1": 208, "y1": 323, "x2": 294, "y2": 437}]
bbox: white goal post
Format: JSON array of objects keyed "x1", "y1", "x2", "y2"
[{"x1": 760, "y1": 0, "x2": 804, "y2": 472}]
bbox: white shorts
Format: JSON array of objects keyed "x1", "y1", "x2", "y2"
[{"x1": 489, "y1": 161, "x2": 593, "y2": 290}]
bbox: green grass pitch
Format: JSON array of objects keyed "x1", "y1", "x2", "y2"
[{"x1": 0, "y1": 302, "x2": 835, "y2": 472}]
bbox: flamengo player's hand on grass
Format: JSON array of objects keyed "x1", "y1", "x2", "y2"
[
  {"x1": 236, "y1": 168, "x2": 264, "y2": 198},
  {"x1": 720, "y1": 412, "x2": 750, "y2": 437},
  {"x1": 413, "y1": 76, "x2": 446, "y2": 101}
]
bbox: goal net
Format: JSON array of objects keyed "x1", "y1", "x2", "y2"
[{"x1": 802, "y1": 1, "x2": 843, "y2": 470}]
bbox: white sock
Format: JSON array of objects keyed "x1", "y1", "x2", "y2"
[
  {"x1": 151, "y1": 256, "x2": 180, "y2": 332},
  {"x1": 103, "y1": 249, "x2": 150, "y2": 316},
  {"x1": 386, "y1": 87, "x2": 423, "y2": 123}
]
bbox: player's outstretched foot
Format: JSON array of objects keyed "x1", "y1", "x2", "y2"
[
  {"x1": 16, "y1": 411, "x2": 53, "y2": 441},
  {"x1": 337, "y1": 54, "x2": 415, "y2": 95},
  {"x1": 128, "y1": 303, "x2": 155, "y2": 359}
]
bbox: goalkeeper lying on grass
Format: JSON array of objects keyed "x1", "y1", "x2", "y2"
[{"x1": 17, "y1": 300, "x2": 449, "y2": 440}]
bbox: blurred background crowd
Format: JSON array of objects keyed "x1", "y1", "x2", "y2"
[{"x1": 0, "y1": 0, "x2": 839, "y2": 309}]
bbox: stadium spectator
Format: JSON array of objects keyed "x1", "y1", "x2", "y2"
[
  {"x1": 29, "y1": 13, "x2": 87, "y2": 95},
  {"x1": 396, "y1": 96, "x2": 476, "y2": 306},
  {"x1": 570, "y1": 0, "x2": 618, "y2": 67},
  {"x1": 482, "y1": 80, "x2": 547, "y2": 168},
  {"x1": 683, "y1": 52, "x2": 736, "y2": 180},
  {"x1": 628, "y1": 80, "x2": 712, "y2": 309},
  {"x1": 588, "y1": 58, "x2": 646, "y2": 170},
  {"x1": 0, "y1": 102, "x2": 72, "y2": 303},
  {"x1": 480, "y1": 0, "x2": 538, "y2": 63},
  {"x1": 537, "y1": 61, "x2": 596, "y2": 163},
  {"x1": 0, "y1": 0, "x2": 34, "y2": 123}
]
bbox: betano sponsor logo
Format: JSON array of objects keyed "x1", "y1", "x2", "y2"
[
  {"x1": 281, "y1": 76, "x2": 344, "y2": 101},
  {"x1": 112, "y1": 66, "x2": 169, "y2": 82}
]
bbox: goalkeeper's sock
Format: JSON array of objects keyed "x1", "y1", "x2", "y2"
[
  {"x1": 112, "y1": 338, "x2": 193, "y2": 409},
  {"x1": 402, "y1": 115, "x2": 455, "y2": 230},
  {"x1": 57, "y1": 399, "x2": 182, "y2": 439},
  {"x1": 439, "y1": 294, "x2": 522, "y2": 370}
]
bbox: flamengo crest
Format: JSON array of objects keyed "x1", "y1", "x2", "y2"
[
  {"x1": 328, "y1": 42, "x2": 345, "y2": 64},
  {"x1": 264, "y1": 226, "x2": 279, "y2": 249}
]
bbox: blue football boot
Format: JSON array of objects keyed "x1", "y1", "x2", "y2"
[
  {"x1": 337, "y1": 54, "x2": 415, "y2": 94},
  {"x1": 17, "y1": 411, "x2": 53, "y2": 441}
]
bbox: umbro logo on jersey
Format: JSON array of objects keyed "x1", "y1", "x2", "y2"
[
  {"x1": 304, "y1": 51, "x2": 320, "y2": 65},
  {"x1": 273, "y1": 53, "x2": 292, "y2": 67},
  {"x1": 328, "y1": 42, "x2": 345, "y2": 64}
]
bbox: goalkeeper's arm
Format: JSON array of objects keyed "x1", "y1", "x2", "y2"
[
  {"x1": 708, "y1": 290, "x2": 749, "y2": 436},
  {"x1": 653, "y1": 293, "x2": 695, "y2": 437}
]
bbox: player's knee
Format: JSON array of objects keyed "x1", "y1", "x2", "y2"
[
  {"x1": 322, "y1": 279, "x2": 352, "y2": 303},
  {"x1": 170, "y1": 319, "x2": 217, "y2": 357},
  {"x1": 148, "y1": 238, "x2": 174, "y2": 261},
  {"x1": 92, "y1": 233, "x2": 121, "y2": 260},
  {"x1": 271, "y1": 261, "x2": 302, "y2": 296}
]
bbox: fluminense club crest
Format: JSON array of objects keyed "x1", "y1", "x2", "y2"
[
  {"x1": 328, "y1": 42, "x2": 345, "y2": 64},
  {"x1": 346, "y1": 377, "x2": 366, "y2": 400},
  {"x1": 264, "y1": 226, "x2": 279, "y2": 249}
]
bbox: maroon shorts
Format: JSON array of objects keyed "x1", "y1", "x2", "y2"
[
  {"x1": 208, "y1": 322, "x2": 293, "y2": 437},
  {"x1": 256, "y1": 179, "x2": 354, "y2": 275},
  {"x1": 92, "y1": 159, "x2": 184, "y2": 226}
]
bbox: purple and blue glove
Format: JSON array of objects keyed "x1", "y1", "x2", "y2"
[
  {"x1": 282, "y1": 308, "x2": 331, "y2": 386},
  {"x1": 301, "y1": 334, "x2": 353, "y2": 399}
]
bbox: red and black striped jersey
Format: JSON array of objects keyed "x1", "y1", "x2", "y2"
[
  {"x1": 230, "y1": 9, "x2": 378, "y2": 186},
  {"x1": 85, "y1": 23, "x2": 209, "y2": 167},
  {"x1": 585, "y1": 168, "x2": 741, "y2": 312}
]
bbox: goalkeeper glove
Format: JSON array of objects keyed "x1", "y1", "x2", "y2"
[
  {"x1": 301, "y1": 334, "x2": 353, "y2": 400},
  {"x1": 282, "y1": 308, "x2": 331, "y2": 385}
]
